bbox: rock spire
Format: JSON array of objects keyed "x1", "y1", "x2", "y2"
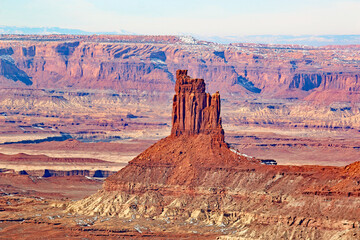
[{"x1": 171, "y1": 70, "x2": 224, "y2": 143}]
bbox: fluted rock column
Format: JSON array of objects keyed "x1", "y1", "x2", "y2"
[{"x1": 171, "y1": 70, "x2": 224, "y2": 143}]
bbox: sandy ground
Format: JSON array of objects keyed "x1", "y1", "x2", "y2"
[
  {"x1": 226, "y1": 126, "x2": 360, "y2": 166},
  {"x1": 0, "y1": 139, "x2": 156, "y2": 171}
]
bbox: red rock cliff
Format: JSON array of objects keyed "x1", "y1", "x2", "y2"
[
  {"x1": 1, "y1": 35, "x2": 360, "y2": 103},
  {"x1": 171, "y1": 70, "x2": 224, "y2": 143}
]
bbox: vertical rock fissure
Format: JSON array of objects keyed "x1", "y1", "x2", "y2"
[{"x1": 171, "y1": 70, "x2": 224, "y2": 144}]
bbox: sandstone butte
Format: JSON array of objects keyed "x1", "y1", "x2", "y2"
[{"x1": 68, "y1": 70, "x2": 360, "y2": 239}]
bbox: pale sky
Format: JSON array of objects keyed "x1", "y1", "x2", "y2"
[{"x1": 0, "y1": 0, "x2": 360, "y2": 36}]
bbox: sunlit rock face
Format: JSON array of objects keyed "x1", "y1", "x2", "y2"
[{"x1": 171, "y1": 70, "x2": 224, "y2": 144}]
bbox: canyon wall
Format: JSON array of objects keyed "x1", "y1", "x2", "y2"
[
  {"x1": 1, "y1": 35, "x2": 360, "y2": 143},
  {"x1": 0, "y1": 35, "x2": 359, "y2": 100}
]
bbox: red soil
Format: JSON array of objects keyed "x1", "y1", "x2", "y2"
[{"x1": 0, "y1": 152, "x2": 108, "y2": 163}]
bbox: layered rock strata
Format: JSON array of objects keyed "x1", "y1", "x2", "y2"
[
  {"x1": 67, "y1": 70, "x2": 360, "y2": 239},
  {"x1": 1, "y1": 35, "x2": 360, "y2": 101},
  {"x1": 2, "y1": 35, "x2": 360, "y2": 135}
]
